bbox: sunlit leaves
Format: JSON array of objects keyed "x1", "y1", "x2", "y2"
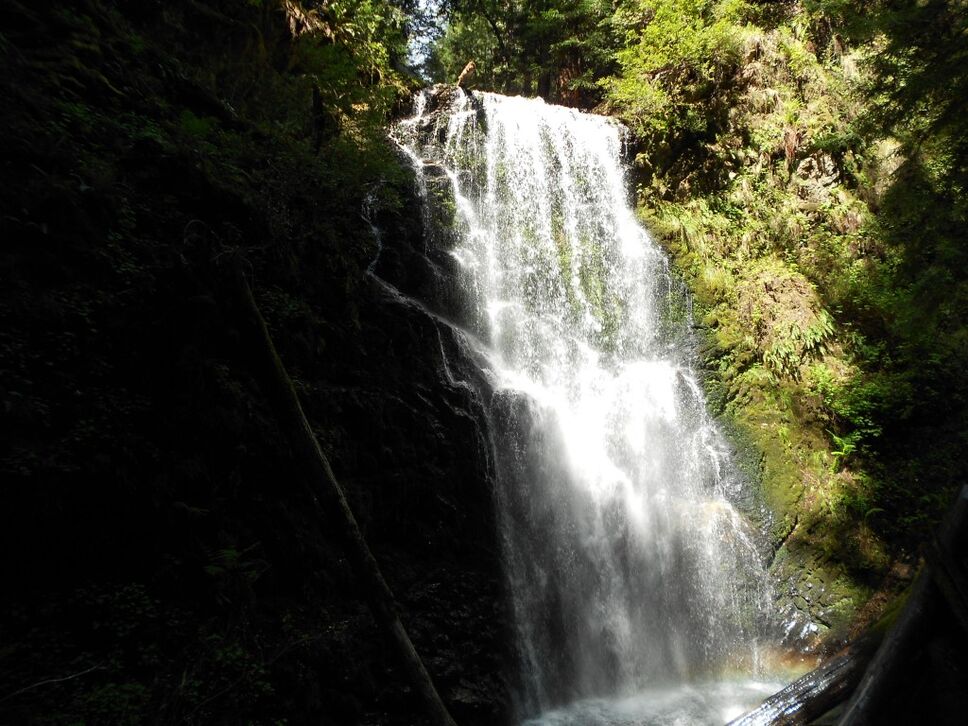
[{"x1": 605, "y1": 0, "x2": 745, "y2": 137}]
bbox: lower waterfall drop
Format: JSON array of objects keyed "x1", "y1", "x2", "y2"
[{"x1": 392, "y1": 87, "x2": 783, "y2": 725}]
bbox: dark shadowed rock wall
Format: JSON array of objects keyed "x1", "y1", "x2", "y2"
[{"x1": 0, "y1": 2, "x2": 511, "y2": 723}]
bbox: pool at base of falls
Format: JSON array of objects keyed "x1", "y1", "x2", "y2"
[{"x1": 522, "y1": 678, "x2": 786, "y2": 726}]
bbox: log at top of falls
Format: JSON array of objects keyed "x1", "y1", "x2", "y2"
[{"x1": 456, "y1": 60, "x2": 476, "y2": 88}]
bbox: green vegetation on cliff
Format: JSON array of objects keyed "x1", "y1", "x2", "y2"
[
  {"x1": 430, "y1": 0, "x2": 968, "y2": 636},
  {"x1": 603, "y1": 0, "x2": 968, "y2": 635}
]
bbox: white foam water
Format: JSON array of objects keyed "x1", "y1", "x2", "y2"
[{"x1": 392, "y1": 88, "x2": 779, "y2": 722}]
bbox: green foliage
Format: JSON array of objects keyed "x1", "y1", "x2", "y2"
[
  {"x1": 593, "y1": 0, "x2": 968, "y2": 600},
  {"x1": 427, "y1": 0, "x2": 618, "y2": 105},
  {"x1": 178, "y1": 109, "x2": 217, "y2": 138},
  {"x1": 426, "y1": 13, "x2": 504, "y2": 87},
  {"x1": 326, "y1": 0, "x2": 409, "y2": 78},
  {"x1": 816, "y1": 0, "x2": 968, "y2": 192},
  {"x1": 828, "y1": 428, "x2": 857, "y2": 467},
  {"x1": 763, "y1": 311, "x2": 833, "y2": 379},
  {"x1": 606, "y1": 0, "x2": 746, "y2": 138}
]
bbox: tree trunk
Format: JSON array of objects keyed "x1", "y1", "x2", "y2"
[{"x1": 226, "y1": 260, "x2": 459, "y2": 726}]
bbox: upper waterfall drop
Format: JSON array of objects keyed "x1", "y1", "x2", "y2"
[{"x1": 392, "y1": 87, "x2": 780, "y2": 723}]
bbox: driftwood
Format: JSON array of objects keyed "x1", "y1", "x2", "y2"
[
  {"x1": 226, "y1": 260, "x2": 458, "y2": 726},
  {"x1": 827, "y1": 572, "x2": 935, "y2": 725}
]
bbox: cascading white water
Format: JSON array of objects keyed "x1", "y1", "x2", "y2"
[{"x1": 392, "y1": 88, "x2": 780, "y2": 724}]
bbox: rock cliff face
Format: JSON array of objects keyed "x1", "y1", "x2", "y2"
[{"x1": 0, "y1": 2, "x2": 511, "y2": 723}]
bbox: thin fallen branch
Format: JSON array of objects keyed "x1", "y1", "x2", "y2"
[
  {"x1": 225, "y1": 258, "x2": 458, "y2": 726},
  {"x1": 0, "y1": 663, "x2": 105, "y2": 704}
]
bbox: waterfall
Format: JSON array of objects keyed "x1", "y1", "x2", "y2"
[{"x1": 391, "y1": 88, "x2": 780, "y2": 724}]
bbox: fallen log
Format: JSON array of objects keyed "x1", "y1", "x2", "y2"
[
  {"x1": 727, "y1": 630, "x2": 882, "y2": 726},
  {"x1": 225, "y1": 259, "x2": 459, "y2": 726}
]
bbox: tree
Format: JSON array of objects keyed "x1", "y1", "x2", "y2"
[{"x1": 426, "y1": 0, "x2": 617, "y2": 106}]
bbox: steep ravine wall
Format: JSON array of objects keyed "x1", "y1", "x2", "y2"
[
  {"x1": 606, "y1": 21, "x2": 917, "y2": 650},
  {"x1": 635, "y1": 157, "x2": 881, "y2": 654},
  {"x1": 0, "y1": 3, "x2": 513, "y2": 723},
  {"x1": 630, "y1": 151, "x2": 891, "y2": 659}
]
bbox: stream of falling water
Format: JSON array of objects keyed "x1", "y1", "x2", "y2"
[{"x1": 392, "y1": 88, "x2": 784, "y2": 725}]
